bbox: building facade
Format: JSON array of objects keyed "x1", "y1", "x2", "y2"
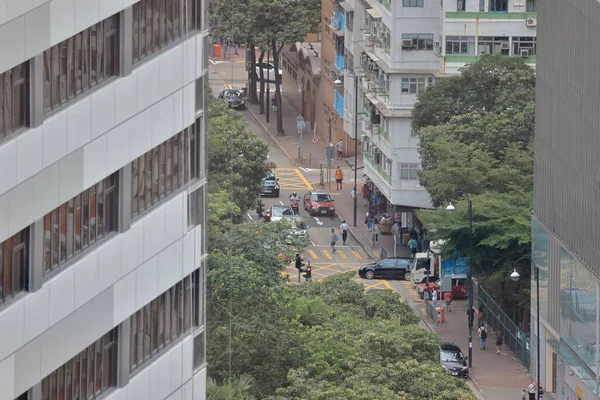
[
  {"x1": 533, "y1": 0, "x2": 600, "y2": 398},
  {"x1": 0, "y1": 1, "x2": 208, "y2": 399},
  {"x1": 337, "y1": 0, "x2": 537, "y2": 214}
]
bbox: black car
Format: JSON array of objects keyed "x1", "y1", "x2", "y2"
[
  {"x1": 260, "y1": 171, "x2": 280, "y2": 197},
  {"x1": 357, "y1": 257, "x2": 412, "y2": 280},
  {"x1": 439, "y1": 342, "x2": 469, "y2": 378},
  {"x1": 218, "y1": 89, "x2": 245, "y2": 109}
]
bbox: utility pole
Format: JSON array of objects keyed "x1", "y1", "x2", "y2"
[
  {"x1": 327, "y1": 119, "x2": 332, "y2": 191},
  {"x1": 297, "y1": 114, "x2": 305, "y2": 163},
  {"x1": 266, "y1": 49, "x2": 270, "y2": 123}
]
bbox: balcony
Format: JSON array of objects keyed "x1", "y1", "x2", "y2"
[
  {"x1": 336, "y1": 11, "x2": 345, "y2": 31},
  {"x1": 334, "y1": 90, "x2": 344, "y2": 117},
  {"x1": 364, "y1": 153, "x2": 391, "y2": 184}
]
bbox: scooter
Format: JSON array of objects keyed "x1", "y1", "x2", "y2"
[{"x1": 290, "y1": 200, "x2": 299, "y2": 215}]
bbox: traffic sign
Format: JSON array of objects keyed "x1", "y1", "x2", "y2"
[{"x1": 312, "y1": 137, "x2": 319, "y2": 144}]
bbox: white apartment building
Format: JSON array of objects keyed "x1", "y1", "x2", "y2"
[
  {"x1": 0, "y1": 1, "x2": 208, "y2": 400},
  {"x1": 337, "y1": 0, "x2": 537, "y2": 212}
]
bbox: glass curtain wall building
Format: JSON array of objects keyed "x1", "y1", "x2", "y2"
[
  {"x1": 533, "y1": 0, "x2": 599, "y2": 398},
  {"x1": 0, "y1": 1, "x2": 209, "y2": 399}
]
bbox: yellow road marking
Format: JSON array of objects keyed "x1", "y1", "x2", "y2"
[
  {"x1": 352, "y1": 250, "x2": 362, "y2": 260},
  {"x1": 337, "y1": 250, "x2": 347, "y2": 259},
  {"x1": 383, "y1": 281, "x2": 393, "y2": 290},
  {"x1": 307, "y1": 249, "x2": 319, "y2": 260},
  {"x1": 295, "y1": 168, "x2": 314, "y2": 190},
  {"x1": 322, "y1": 250, "x2": 333, "y2": 260},
  {"x1": 224, "y1": 84, "x2": 232, "y2": 89}
]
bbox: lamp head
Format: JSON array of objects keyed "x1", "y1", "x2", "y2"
[
  {"x1": 510, "y1": 269, "x2": 520, "y2": 282},
  {"x1": 446, "y1": 202, "x2": 455, "y2": 211},
  {"x1": 334, "y1": 78, "x2": 343, "y2": 87}
]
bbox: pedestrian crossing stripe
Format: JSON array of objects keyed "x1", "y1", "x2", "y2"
[
  {"x1": 400, "y1": 280, "x2": 423, "y2": 301},
  {"x1": 322, "y1": 250, "x2": 333, "y2": 260},
  {"x1": 337, "y1": 250, "x2": 347, "y2": 259},
  {"x1": 307, "y1": 249, "x2": 319, "y2": 260},
  {"x1": 352, "y1": 250, "x2": 362, "y2": 260}
]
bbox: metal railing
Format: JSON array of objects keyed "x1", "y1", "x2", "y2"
[
  {"x1": 476, "y1": 281, "x2": 531, "y2": 369},
  {"x1": 425, "y1": 298, "x2": 438, "y2": 323}
]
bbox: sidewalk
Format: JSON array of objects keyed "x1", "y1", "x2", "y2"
[{"x1": 248, "y1": 92, "x2": 539, "y2": 400}]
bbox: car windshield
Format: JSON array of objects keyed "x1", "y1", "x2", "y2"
[
  {"x1": 224, "y1": 91, "x2": 241, "y2": 99},
  {"x1": 264, "y1": 172, "x2": 276, "y2": 181},
  {"x1": 414, "y1": 257, "x2": 430, "y2": 270},
  {"x1": 272, "y1": 207, "x2": 293, "y2": 217},
  {"x1": 440, "y1": 349, "x2": 464, "y2": 362},
  {"x1": 310, "y1": 194, "x2": 331, "y2": 202}
]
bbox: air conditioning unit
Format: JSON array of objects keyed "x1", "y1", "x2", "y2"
[
  {"x1": 500, "y1": 42, "x2": 509, "y2": 50},
  {"x1": 372, "y1": 125, "x2": 379, "y2": 135},
  {"x1": 435, "y1": 41, "x2": 440, "y2": 48},
  {"x1": 520, "y1": 49, "x2": 530, "y2": 57},
  {"x1": 526, "y1": 17, "x2": 537, "y2": 27},
  {"x1": 401, "y1": 39, "x2": 413, "y2": 48}
]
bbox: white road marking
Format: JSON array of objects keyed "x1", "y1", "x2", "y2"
[
  {"x1": 209, "y1": 59, "x2": 215, "y2": 64},
  {"x1": 299, "y1": 167, "x2": 316, "y2": 172},
  {"x1": 311, "y1": 240, "x2": 316, "y2": 246},
  {"x1": 313, "y1": 217, "x2": 323, "y2": 226},
  {"x1": 279, "y1": 200, "x2": 284, "y2": 205},
  {"x1": 246, "y1": 212, "x2": 253, "y2": 220}
]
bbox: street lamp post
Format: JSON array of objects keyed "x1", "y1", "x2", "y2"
[
  {"x1": 511, "y1": 257, "x2": 542, "y2": 400},
  {"x1": 446, "y1": 191, "x2": 473, "y2": 367},
  {"x1": 334, "y1": 68, "x2": 361, "y2": 228}
]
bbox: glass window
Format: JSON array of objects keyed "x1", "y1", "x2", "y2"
[
  {"x1": 144, "y1": 304, "x2": 152, "y2": 360},
  {"x1": 152, "y1": 147, "x2": 160, "y2": 201},
  {"x1": 43, "y1": 174, "x2": 118, "y2": 275},
  {"x1": 80, "y1": 347, "x2": 88, "y2": 399},
  {"x1": 400, "y1": 163, "x2": 419, "y2": 180},
  {"x1": 512, "y1": 36, "x2": 536, "y2": 56},
  {"x1": 193, "y1": 331, "x2": 205, "y2": 370},
  {"x1": 133, "y1": 0, "x2": 200, "y2": 65},
  {"x1": 0, "y1": 229, "x2": 29, "y2": 304},
  {"x1": 151, "y1": 299, "x2": 159, "y2": 352},
  {"x1": 86, "y1": 345, "x2": 95, "y2": 397},
  {"x1": 402, "y1": 0, "x2": 423, "y2": 6},
  {"x1": 130, "y1": 310, "x2": 138, "y2": 370},
  {"x1": 401, "y1": 34, "x2": 434, "y2": 51},
  {"x1": 73, "y1": 356, "x2": 81, "y2": 400},
  {"x1": 489, "y1": 0, "x2": 507, "y2": 12},
  {"x1": 445, "y1": 36, "x2": 476, "y2": 55},
  {"x1": 44, "y1": 14, "x2": 120, "y2": 114},
  {"x1": 457, "y1": 0, "x2": 465, "y2": 11},
  {"x1": 0, "y1": 62, "x2": 30, "y2": 142},
  {"x1": 401, "y1": 77, "x2": 433, "y2": 94}
]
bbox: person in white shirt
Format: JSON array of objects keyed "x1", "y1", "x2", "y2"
[
  {"x1": 339, "y1": 220, "x2": 349, "y2": 245},
  {"x1": 337, "y1": 140, "x2": 343, "y2": 159},
  {"x1": 432, "y1": 288, "x2": 438, "y2": 309}
]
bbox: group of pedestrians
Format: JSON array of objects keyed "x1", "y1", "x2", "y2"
[{"x1": 330, "y1": 220, "x2": 349, "y2": 252}]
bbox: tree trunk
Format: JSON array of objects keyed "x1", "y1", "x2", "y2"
[
  {"x1": 272, "y1": 37, "x2": 285, "y2": 135},
  {"x1": 248, "y1": 42, "x2": 259, "y2": 104},
  {"x1": 258, "y1": 50, "x2": 265, "y2": 114}
]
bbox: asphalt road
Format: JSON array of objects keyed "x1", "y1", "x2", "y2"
[{"x1": 208, "y1": 59, "x2": 395, "y2": 291}]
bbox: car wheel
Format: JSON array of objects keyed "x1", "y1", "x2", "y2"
[
  {"x1": 365, "y1": 270, "x2": 375, "y2": 280},
  {"x1": 404, "y1": 271, "x2": 411, "y2": 281}
]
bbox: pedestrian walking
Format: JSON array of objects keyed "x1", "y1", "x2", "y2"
[
  {"x1": 478, "y1": 325, "x2": 488, "y2": 350},
  {"x1": 408, "y1": 237, "x2": 418, "y2": 258},
  {"x1": 361, "y1": 184, "x2": 368, "y2": 206},
  {"x1": 527, "y1": 382, "x2": 536, "y2": 400},
  {"x1": 340, "y1": 220, "x2": 349, "y2": 245},
  {"x1": 521, "y1": 389, "x2": 527, "y2": 400},
  {"x1": 432, "y1": 288, "x2": 438, "y2": 309},
  {"x1": 467, "y1": 307, "x2": 475, "y2": 329},
  {"x1": 496, "y1": 332, "x2": 503, "y2": 355},
  {"x1": 444, "y1": 291, "x2": 453, "y2": 312},
  {"x1": 336, "y1": 139, "x2": 343, "y2": 159},
  {"x1": 330, "y1": 228, "x2": 339, "y2": 253},
  {"x1": 365, "y1": 212, "x2": 374, "y2": 231},
  {"x1": 335, "y1": 166, "x2": 343, "y2": 190}
]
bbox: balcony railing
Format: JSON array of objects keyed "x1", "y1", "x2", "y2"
[
  {"x1": 334, "y1": 90, "x2": 344, "y2": 117},
  {"x1": 364, "y1": 153, "x2": 391, "y2": 184},
  {"x1": 377, "y1": 0, "x2": 391, "y2": 12}
]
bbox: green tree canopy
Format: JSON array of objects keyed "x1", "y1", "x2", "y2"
[{"x1": 413, "y1": 55, "x2": 535, "y2": 325}]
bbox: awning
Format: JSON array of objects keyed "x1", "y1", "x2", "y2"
[
  {"x1": 339, "y1": 1, "x2": 353, "y2": 11},
  {"x1": 366, "y1": 8, "x2": 382, "y2": 19}
]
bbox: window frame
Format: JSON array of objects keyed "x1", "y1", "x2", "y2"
[
  {"x1": 445, "y1": 36, "x2": 476, "y2": 55},
  {"x1": 43, "y1": 173, "x2": 119, "y2": 276},
  {"x1": 402, "y1": 0, "x2": 423, "y2": 6},
  {"x1": 512, "y1": 36, "x2": 536, "y2": 56},
  {"x1": 0, "y1": 62, "x2": 30, "y2": 143},
  {"x1": 0, "y1": 228, "x2": 30, "y2": 306},
  {"x1": 488, "y1": 0, "x2": 507, "y2": 12},
  {"x1": 43, "y1": 14, "x2": 120, "y2": 115},
  {"x1": 399, "y1": 163, "x2": 419, "y2": 180},
  {"x1": 401, "y1": 33, "x2": 434, "y2": 51},
  {"x1": 400, "y1": 76, "x2": 433, "y2": 94}
]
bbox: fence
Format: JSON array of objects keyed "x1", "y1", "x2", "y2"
[
  {"x1": 425, "y1": 298, "x2": 438, "y2": 323},
  {"x1": 476, "y1": 281, "x2": 531, "y2": 370}
]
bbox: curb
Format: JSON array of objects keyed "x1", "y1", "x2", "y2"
[{"x1": 245, "y1": 106, "x2": 300, "y2": 167}]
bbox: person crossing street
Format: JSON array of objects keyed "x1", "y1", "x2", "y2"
[
  {"x1": 339, "y1": 220, "x2": 349, "y2": 245},
  {"x1": 335, "y1": 166, "x2": 343, "y2": 190}
]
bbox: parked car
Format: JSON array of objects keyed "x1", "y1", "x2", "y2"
[
  {"x1": 255, "y1": 61, "x2": 282, "y2": 82},
  {"x1": 416, "y1": 277, "x2": 468, "y2": 299},
  {"x1": 439, "y1": 342, "x2": 469, "y2": 378},
  {"x1": 357, "y1": 257, "x2": 413, "y2": 280},
  {"x1": 218, "y1": 89, "x2": 245, "y2": 109},
  {"x1": 260, "y1": 171, "x2": 280, "y2": 197},
  {"x1": 303, "y1": 190, "x2": 335, "y2": 216},
  {"x1": 268, "y1": 205, "x2": 294, "y2": 222}
]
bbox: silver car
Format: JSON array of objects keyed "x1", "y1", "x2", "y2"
[
  {"x1": 269, "y1": 205, "x2": 294, "y2": 222},
  {"x1": 285, "y1": 216, "x2": 309, "y2": 238}
]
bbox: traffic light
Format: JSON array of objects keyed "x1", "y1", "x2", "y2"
[
  {"x1": 264, "y1": 211, "x2": 271, "y2": 222},
  {"x1": 295, "y1": 254, "x2": 305, "y2": 270},
  {"x1": 303, "y1": 265, "x2": 312, "y2": 280},
  {"x1": 256, "y1": 199, "x2": 264, "y2": 216}
]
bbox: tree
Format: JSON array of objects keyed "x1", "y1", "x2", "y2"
[
  {"x1": 413, "y1": 55, "x2": 535, "y2": 326},
  {"x1": 208, "y1": 97, "x2": 275, "y2": 211},
  {"x1": 207, "y1": 375, "x2": 256, "y2": 400}
]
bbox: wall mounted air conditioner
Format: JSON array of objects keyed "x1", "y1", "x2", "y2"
[
  {"x1": 520, "y1": 49, "x2": 530, "y2": 57},
  {"x1": 526, "y1": 18, "x2": 537, "y2": 27},
  {"x1": 500, "y1": 42, "x2": 509, "y2": 50},
  {"x1": 401, "y1": 39, "x2": 413, "y2": 48}
]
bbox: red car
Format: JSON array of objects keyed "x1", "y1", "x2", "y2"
[
  {"x1": 416, "y1": 277, "x2": 468, "y2": 299},
  {"x1": 303, "y1": 190, "x2": 335, "y2": 216}
]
